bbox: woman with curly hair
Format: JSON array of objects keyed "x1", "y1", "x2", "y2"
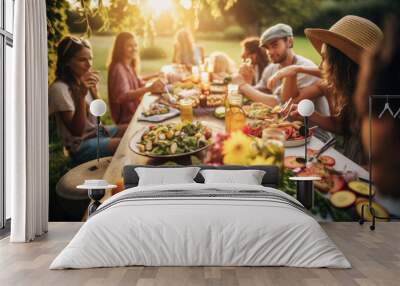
[
  {"x1": 286, "y1": 15, "x2": 383, "y2": 164},
  {"x1": 240, "y1": 37, "x2": 270, "y2": 84}
]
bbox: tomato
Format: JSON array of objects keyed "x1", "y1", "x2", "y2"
[
  {"x1": 204, "y1": 128, "x2": 212, "y2": 140},
  {"x1": 242, "y1": 125, "x2": 262, "y2": 138},
  {"x1": 242, "y1": 125, "x2": 251, "y2": 136}
]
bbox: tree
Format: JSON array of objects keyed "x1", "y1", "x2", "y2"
[
  {"x1": 108, "y1": 0, "x2": 144, "y2": 34},
  {"x1": 229, "y1": 0, "x2": 321, "y2": 35},
  {"x1": 46, "y1": 0, "x2": 70, "y2": 84}
]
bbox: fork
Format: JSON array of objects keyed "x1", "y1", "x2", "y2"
[
  {"x1": 279, "y1": 98, "x2": 293, "y2": 114},
  {"x1": 308, "y1": 137, "x2": 337, "y2": 162}
]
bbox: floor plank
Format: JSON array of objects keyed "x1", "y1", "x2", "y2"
[{"x1": 0, "y1": 222, "x2": 399, "y2": 286}]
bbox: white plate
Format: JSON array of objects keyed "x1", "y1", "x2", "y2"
[
  {"x1": 138, "y1": 106, "x2": 180, "y2": 123},
  {"x1": 284, "y1": 136, "x2": 312, "y2": 148},
  {"x1": 129, "y1": 127, "x2": 211, "y2": 158}
]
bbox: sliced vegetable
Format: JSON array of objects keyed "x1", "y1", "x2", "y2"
[
  {"x1": 329, "y1": 175, "x2": 346, "y2": 193},
  {"x1": 308, "y1": 163, "x2": 329, "y2": 177},
  {"x1": 307, "y1": 148, "x2": 317, "y2": 157},
  {"x1": 276, "y1": 126, "x2": 294, "y2": 140},
  {"x1": 314, "y1": 178, "x2": 331, "y2": 193},
  {"x1": 284, "y1": 156, "x2": 305, "y2": 169},
  {"x1": 330, "y1": 191, "x2": 356, "y2": 208},
  {"x1": 214, "y1": 106, "x2": 225, "y2": 119},
  {"x1": 355, "y1": 199, "x2": 389, "y2": 221},
  {"x1": 137, "y1": 121, "x2": 212, "y2": 156},
  {"x1": 319, "y1": 155, "x2": 336, "y2": 167},
  {"x1": 348, "y1": 181, "x2": 376, "y2": 196},
  {"x1": 142, "y1": 103, "x2": 170, "y2": 117}
]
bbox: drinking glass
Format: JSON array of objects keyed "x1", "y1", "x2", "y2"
[{"x1": 179, "y1": 98, "x2": 194, "y2": 122}]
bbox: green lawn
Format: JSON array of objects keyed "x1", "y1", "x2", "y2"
[{"x1": 89, "y1": 34, "x2": 321, "y2": 104}]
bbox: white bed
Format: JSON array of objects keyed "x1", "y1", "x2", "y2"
[{"x1": 50, "y1": 182, "x2": 351, "y2": 269}]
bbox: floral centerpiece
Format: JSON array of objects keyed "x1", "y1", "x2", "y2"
[
  {"x1": 203, "y1": 129, "x2": 366, "y2": 222},
  {"x1": 204, "y1": 130, "x2": 284, "y2": 167}
]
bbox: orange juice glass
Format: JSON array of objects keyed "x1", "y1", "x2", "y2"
[{"x1": 179, "y1": 98, "x2": 194, "y2": 122}]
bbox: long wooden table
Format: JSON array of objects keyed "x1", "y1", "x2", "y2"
[
  {"x1": 101, "y1": 93, "x2": 369, "y2": 202},
  {"x1": 101, "y1": 94, "x2": 225, "y2": 200}
]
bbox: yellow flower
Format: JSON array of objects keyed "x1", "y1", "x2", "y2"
[{"x1": 223, "y1": 131, "x2": 254, "y2": 165}]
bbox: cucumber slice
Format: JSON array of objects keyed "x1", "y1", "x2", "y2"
[
  {"x1": 330, "y1": 191, "x2": 356, "y2": 208},
  {"x1": 214, "y1": 106, "x2": 225, "y2": 119},
  {"x1": 348, "y1": 181, "x2": 376, "y2": 196}
]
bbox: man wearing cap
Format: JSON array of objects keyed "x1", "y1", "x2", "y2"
[{"x1": 235, "y1": 23, "x2": 321, "y2": 107}]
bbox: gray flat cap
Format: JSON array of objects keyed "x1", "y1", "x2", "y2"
[{"x1": 259, "y1": 23, "x2": 293, "y2": 47}]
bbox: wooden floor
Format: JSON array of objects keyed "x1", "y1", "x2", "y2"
[{"x1": 0, "y1": 222, "x2": 399, "y2": 286}]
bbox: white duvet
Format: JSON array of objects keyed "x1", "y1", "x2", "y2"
[{"x1": 50, "y1": 183, "x2": 351, "y2": 269}]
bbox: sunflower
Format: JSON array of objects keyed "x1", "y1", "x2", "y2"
[{"x1": 223, "y1": 131, "x2": 254, "y2": 165}]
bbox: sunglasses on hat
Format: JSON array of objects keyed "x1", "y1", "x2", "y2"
[{"x1": 62, "y1": 36, "x2": 90, "y2": 57}]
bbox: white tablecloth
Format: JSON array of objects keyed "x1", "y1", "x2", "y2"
[{"x1": 285, "y1": 136, "x2": 400, "y2": 216}]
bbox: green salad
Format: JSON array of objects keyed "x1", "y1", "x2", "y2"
[{"x1": 136, "y1": 121, "x2": 213, "y2": 155}]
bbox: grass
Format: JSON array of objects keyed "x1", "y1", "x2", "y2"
[{"x1": 89, "y1": 34, "x2": 321, "y2": 106}]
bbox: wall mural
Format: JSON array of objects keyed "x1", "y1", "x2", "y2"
[{"x1": 47, "y1": 1, "x2": 400, "y2": 223}]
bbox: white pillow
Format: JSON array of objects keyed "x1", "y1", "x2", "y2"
[
  {"x1": 136, "y1": 167, "x2": 201, "y2": 186},
  {"x1": 200, "y1": 169, "x2": 266, "y2": 185}
]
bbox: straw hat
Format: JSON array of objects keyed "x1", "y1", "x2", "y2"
[{"x1": 305, "y1": 15, "x2": 383, "y2": 64}]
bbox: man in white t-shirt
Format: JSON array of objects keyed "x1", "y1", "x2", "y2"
[{"x1": 234, "y1": 23, "x2": 330, "y2": 115}]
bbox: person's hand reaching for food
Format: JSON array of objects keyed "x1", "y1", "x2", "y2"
[{"x1": 149, "y1": 78, "x2": 166, "y2": 94}]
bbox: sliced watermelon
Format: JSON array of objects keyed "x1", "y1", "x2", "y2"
[{"x1": 284, "y1": 156, "x2": 305, "y2": 169}]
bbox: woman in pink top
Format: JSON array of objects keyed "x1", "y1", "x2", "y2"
[{"x1": 108, "y1": 32, "x2": 165, "y2": 124}]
